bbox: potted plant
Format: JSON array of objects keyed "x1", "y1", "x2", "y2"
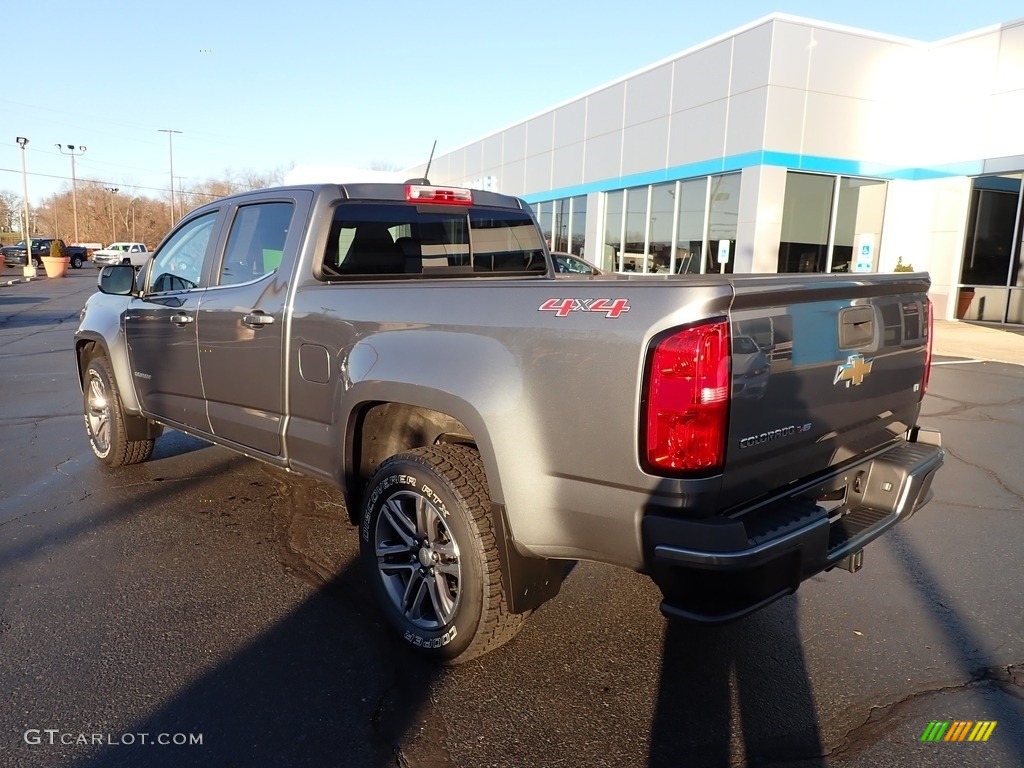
[
  {"x1": 42, "y1": 239, "x2": 70, "y2": 278},
  {"x1": 956, "y1": 285, "x2": 976, "y2": 319},
  {"x1": 893, "y1": 257, "x2": 914, "y2": 272}
]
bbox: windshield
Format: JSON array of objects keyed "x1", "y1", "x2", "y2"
[{"x1": 733, "y1": 336, "x2": 760, "y2": 354}]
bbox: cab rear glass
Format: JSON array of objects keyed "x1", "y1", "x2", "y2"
[{"x1": 318, "y1": 203, "x2": 547, "y2": 280}]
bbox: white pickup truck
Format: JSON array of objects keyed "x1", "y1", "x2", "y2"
[{"x1": 91, "y1": 242, "x2": 149, "y2": 268}]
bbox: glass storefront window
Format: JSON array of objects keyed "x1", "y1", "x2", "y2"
[
  {"x1": 676, "y1": 178, "x2": 707, "y2": 274},
  {"x1": 832, "y1": 177, "x2": 886, "y2": 273},
  {"x1": 553, "y1": 198, "x2": 570, "y2": 252},
  {"x1": 707, "y1": 173, "x2": 739, "y2": 274},
  {"x1": 779, "y1": 172, "x2": 834, "y2": 273},
  {"x1": 623, "y1": 186, "x2": 649, "y2": 272},
  {"x1": 961, "y1": 175, "x2": 1022, "y2": 286},
  {"x1": 570, "y1": 196, "x2": 586, "y2": 257},
  {"x1": 602, "y1": 191, "x2": 624, "y2": 273},
  {"x1": 650, "y1": 183, "x2": 675, "y2": 273},
  {"x1": 534, "y1": 201, "x2": 553, "y2": 251}
]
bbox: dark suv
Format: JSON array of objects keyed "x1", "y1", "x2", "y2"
[{"x1": 3, "y1": 239, "x2": 87, "y2": 269}]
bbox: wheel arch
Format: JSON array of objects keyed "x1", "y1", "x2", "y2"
[
  {"x1": 344, "y1": 397, "x2": 567, "y2": 615},
  {"x1": 76, "y1": 334, "x2": 162, "y2": 442},
  {"x1": 343, "y1": 398, "x2": 488, "y2": 524}
]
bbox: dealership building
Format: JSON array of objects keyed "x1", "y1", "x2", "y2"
[{"x1": 412, "y1": 13, "x2": 1024, "y2": 325}]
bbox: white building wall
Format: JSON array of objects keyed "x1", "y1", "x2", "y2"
[
  {"x1": 880, "y1": 177, "x2": 972, "y2": 319},
  {"x1": 734, "y1": 166, "x2": 786, "y2": 273},
  {"x1": 408, "y1": 13, "x2": 1024, "y2": 320}
]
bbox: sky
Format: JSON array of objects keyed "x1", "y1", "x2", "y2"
[{"x1": 3, "y1": 0, "x2": 1023, "y2": 206}]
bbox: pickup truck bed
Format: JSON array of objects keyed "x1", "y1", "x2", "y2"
[{"x1": 75, "y1": 181, "x2": 943, "y2": 662}]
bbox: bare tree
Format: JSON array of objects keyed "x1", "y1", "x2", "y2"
[{"x1": 0, "y1": 190, "x2": 20, "y2": 233}]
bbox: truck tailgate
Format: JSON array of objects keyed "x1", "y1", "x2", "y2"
[{"x1": 720, "y1": 273, "x2": 932, "y2": 513}]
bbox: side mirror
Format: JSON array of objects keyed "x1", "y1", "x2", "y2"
[{"x1": 98, "y1": 265, "x2": 136, "y2": 296}]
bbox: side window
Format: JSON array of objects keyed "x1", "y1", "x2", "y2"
[
  {"x1": 146, "y1": 212, "x2": 218, "y2": 293},
  {"x1": 219, "y1": 202, "x2": 294, "y2": 286}
]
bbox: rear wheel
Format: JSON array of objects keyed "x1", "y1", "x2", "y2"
[
  {"x1": 359, "y1": 444, "x2": 526, "y2": 663},
  {"x1": 83, "y1": 356, "x2": 155, "y2": 466},
  {"x1": 71, "y1": 254, "x2": 84, "y2": 269}
]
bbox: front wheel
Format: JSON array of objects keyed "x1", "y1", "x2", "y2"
[
  {"x1": 83, "y1": 356, "x2": 155, "y2": 466},
  {"x1": 359, "y1": 444, "x2": 526, "y2": 663}
]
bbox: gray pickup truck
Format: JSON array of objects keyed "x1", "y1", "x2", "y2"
[{"x1": 75, "y1": 181, "x2": 943, "y2": 662}]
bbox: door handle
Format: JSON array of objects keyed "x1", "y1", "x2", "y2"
[
  {"x1": 169, "y1": 313, "x2": 194, "y2": 326},
  {"x1": 243, "y1": 313, "x2": 275, "y2": 328}
]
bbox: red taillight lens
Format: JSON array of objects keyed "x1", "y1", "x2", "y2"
[
  {"x1": 643, "y1": 319, "x2": 730, "y2": 473},
  {"x1": 405, "y1": 184, "x2": 473, "y2": 205},
  {"x1": 922, "y1": 298, "x2": 933, "y2": 396}
]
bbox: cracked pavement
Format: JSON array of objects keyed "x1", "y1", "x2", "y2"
[{"x1": 1, "y1": 270, "x2": 1022, "y2": 767}]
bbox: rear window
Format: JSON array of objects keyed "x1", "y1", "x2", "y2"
[{"x1": 319, "y1": 203, "x2": 546, "y2": 280}]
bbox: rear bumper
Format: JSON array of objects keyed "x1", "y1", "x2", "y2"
[{"x1": 643, "y1": 431, "x2": 944, "y2": 623}]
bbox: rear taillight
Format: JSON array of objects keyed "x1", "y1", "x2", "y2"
[
  {"x1": 642, "y1": 319, "x2": 730, "y2": 474},
  {"x1": 405, "y1": 184, "x2": 473, "y2": 205},
  {"x1": 922, "y1": 298, "x2": 933, "y2": 396}
]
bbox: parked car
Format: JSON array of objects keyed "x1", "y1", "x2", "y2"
[
  {"x1": 92, "y1": 242, "x2": 150, "y2": 268},
  {"x1": 731, "y1": 335, "x2": 771, "y2": 399},
  {"x1": 551, "y1": 251, "x2": 603, "y2": 274},
  {"x1": 2, "y1": 239, "x2": 87, "y2": 269}
]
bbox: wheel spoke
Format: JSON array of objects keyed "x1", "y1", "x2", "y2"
[
  {"x1": 379, "y1": 559, "x2": 418, "y2": 574},
  {"x1": 427, "y1": 572, "x2": 456, "y2": 623},
  {"x1": 376, "y1": 541, "x2": 414, "y2": 558},
  {"x1": 403, "y1": 570, "x2": 429, "y2": 618},
  {"x1": 415, "y1": 495, "x2": 431, "y2": 539},
  {"x1": 96, "y1": 419, "x2": 110, "y2": 446},
  {"x1": 88, "y1": 378, "x2": 106, "y2": 406},
  {"x1": 433, "y1": 539, "x2": 457, "y2": 559},
  {"x1": 435, "y1": 560, "x2": 459, "y2": 577},
  {"x1": 382, "y1": 498, "x2": 417, "y2": 548}
]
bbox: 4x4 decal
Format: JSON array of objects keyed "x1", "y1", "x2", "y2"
[{"x1": 539, "y1": 298, "x2": 631, "y2": 318}]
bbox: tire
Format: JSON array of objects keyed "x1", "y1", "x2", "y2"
[
  {"x1": 121, "y1": 258, "x2": 131, "y2": 266},
  {"x1": 71, "y1": 254, "x2": 84, "y2": 269},
  {"x1": 83, "y1": 356, "x2": 155, "y2": 466},
  {"x1": 360, "y1": 444, "x2": 526, "y2": 663},
  {"x1": 32, "y1": 257, "x2": 42, "y2": 268}
]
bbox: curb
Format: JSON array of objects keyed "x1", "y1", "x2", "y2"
[{"x1": 0, "y1": 276, "x2": 45, "y2": 286}]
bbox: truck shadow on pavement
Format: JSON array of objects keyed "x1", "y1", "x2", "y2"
[
  {"x1": 884, "y1": 528, "x2": 1024, "y2": 758},
  {"x1": 54, "y1": 465, "x2": 440, "y2": 768},
  {"x1": 649, "y1": 600, "x2": 825, "y2": 767},
  {"x1": 67, "y1": 564, "x2": 427, "y2": 768}
]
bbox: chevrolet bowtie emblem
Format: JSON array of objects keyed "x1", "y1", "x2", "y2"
[{"x1": 834, "y1": 354, "x2": 873, "y2": 387}]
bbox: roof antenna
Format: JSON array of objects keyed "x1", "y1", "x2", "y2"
[
  {"x1": 405, "y1": 140, "x2": 438, "y2": 186},
  {"x1": 423, "y1": 139, "x2": 437, "y2": 182}
]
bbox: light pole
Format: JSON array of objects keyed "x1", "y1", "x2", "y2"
[
  {"x1": 16, "y1": 137, "x2": 35, "y2": 278},
  {"x1": 158, "y1": 129, "x2": 182, "y2": 225},
  {"x1": 56, "y1": 144, "x2": 86, "y2": 244},
  {"x1": 105, "y1": 187, "x2": 119, "y2": 241}
]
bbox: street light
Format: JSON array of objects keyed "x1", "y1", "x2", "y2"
[
  {"x1": 56, "y1": 143, "x2": 86, "y2": 244},
  {"x1": 105, "y1": 187, "x2": 119, "y2": 242},
  {"x1": 158, "y1": 129, "x2": 182, "y2": 225},
  {"x1": 15, "y1": 137, "x2": 36, "y2": 278}
]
